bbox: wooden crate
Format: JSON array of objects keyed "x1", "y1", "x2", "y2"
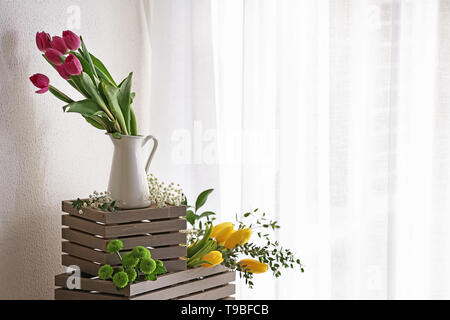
[
  {"x1": 60, "y1": 200, "x2": 188, "y2": 275},
  {"x1": 54, "y1": 264, "x2": 236, "y2": 300}
]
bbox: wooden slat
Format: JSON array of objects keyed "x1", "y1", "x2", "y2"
[
  {"x1": 62, "y1": 228, "x2": 186, "y2": 251},
  {"x1": 149, "y1": 246, "x2": 187, "y2": 260},
  {"x1": 163, "y1": 259, "x2": 187, "y2": 272},
  {"x1": 62, "y1": 214, "x2": 186, "y2": 238},
  {"x1": 220, "y1": 296, "x2": 236, "y2": 300},
  {"x1": 104, "y1": 218, "x2": 186, "y2": 238},
  {"x1": 56, "y1": 264, "x2": 226, "y2": 297},
  {"x1": 62, "y1": 200, "x2": 186, "y2": 224},
  {"x1": 62, "y1": 241, "x2": 186, "y2": 265},
  {"x1": 62, "y1": 215, "x2": 105, "y2": 236},
  {"x1": 132, "y1": 272, "x2": 236, "y2": 300},
  {"x1": 129, "y1": 264, "x2": 228, "y2": 296},
  {"x1": 62, "y1": 241, "x2": 106, "y2": 264},
  {"x1": 125, "y1": 232, "x2": 186, "y2": 248},
  {"x1": 55, "y1": 273, "x2": 130, "y2": 296},
  {"x1": 62, "y1": 254, "x2": 186, "y2": 276},
  {"x1": 62, "y1": 254, "x2": 100, "y2": 276},
  {"x1": 62, "y1": 228, "x2": 106, "y2": 250},
  {"x1": 54, "y1": 288, "x2": 126, "y2": 300},
  {"x1": 175, "y1": 284, "x2": 236, "y2": 300},
  {"x1": 62, "y1": 201, "x2": 107, "y2": 223}
]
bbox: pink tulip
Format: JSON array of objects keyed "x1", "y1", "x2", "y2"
[
  {"x1": 36, "y1": 32, "x2": 51, "y2": 52},
  {"x1": 64, "y1": 54, "x2": 82, "y2": 75},
  {"x1": 29, "y1": 73, "x2": 49, "y2": 94},
  {"x1": 50, "y1": 36, "x2": 68, "y2": 54},
  {"x1": 45, "y1": 48, "x2": 63, "y2": 65},
  {"x1": 62, "y1": 30, "x2": 81, "y2": 51},
  {"x1": 55, "y1": 64, "x2": 71, "y2": 80}
]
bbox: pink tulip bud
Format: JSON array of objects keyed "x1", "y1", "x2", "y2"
[
  {"x1": 29, "y1": 73, "x2": 49, "y2": 94},
  {"x1": 50, "y1": 36, "x2": 68, "y2": 54},
  {"x1": 55, "y1": 64, "x2": 71, "y2": 80},
  {"x1": 64, "y1": 54, "x2": 82, "y2": 75},
  {"x1": 36, "y1": 32, "x2": 51, "y2": 52},
  {"x1": 45, "y1": 48, "x2": 64, "y2": 65},
  {"x1": 62, "y1": 30, "x2": 81, "y2": 51}
]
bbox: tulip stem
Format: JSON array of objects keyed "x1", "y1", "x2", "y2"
[{"x1": 48, "y1": 85, "x2": 74, "y2": 104}]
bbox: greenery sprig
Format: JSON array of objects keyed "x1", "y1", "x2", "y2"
[{"x1": 72, "y1": 190, "x2": 118, "y2": 214}]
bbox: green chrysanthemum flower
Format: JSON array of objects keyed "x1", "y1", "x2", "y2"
[
  {"x1": 155, "y1": 265, "x2": 167, "y2": 275},
  {"x1": 98, "y1": 264, "x2": 114, "y2": 280},
  {"x1": 106, "y1": 239, "x2": 123, "y2": 254},
  {"x1": 112, "y1": 271, "x2": 129, "y2": 289},
  {"x1": 139, "y1": 257, "x2": 156, "y2": 274},
  {"x1": 153, "y1": 260, "x2": 166, "y2": 275},
  {"x1": 155, "y1": 259, "x2": 164, "y2": 267},
  {"x1": 131, "y1": 246, "x2": 151, "y2": 259},
  {"x1": 125, "y1": 268, "x2": 137, "y2": 282},
  {"x1": 145, "y1": 272, "x2": 157, "y2": 281},
  {"x1": 122, "y1": 252, "x2": 139, "y2": 268},
  {"x1": 114, "y1": 267, "x2": 124, "y2": 274}
]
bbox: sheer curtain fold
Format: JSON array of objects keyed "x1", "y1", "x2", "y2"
[{"x1": 145, "y1": 0, "x2": 450, "y2": 299}]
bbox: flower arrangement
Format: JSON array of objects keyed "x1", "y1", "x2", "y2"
[
  {"x1": 99, "y1": 239, "x2": 167, "y2": 289},
  {"x1": 30, "y1": 30, "x2": 138, "y2": 136},
  {"x1": 184, "y1": 189, "x2": 304, "y2": 288}
]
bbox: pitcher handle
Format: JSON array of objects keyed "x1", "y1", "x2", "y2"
[{"x1": 142, "y1": 135, "x2": 158, "y2": 173}]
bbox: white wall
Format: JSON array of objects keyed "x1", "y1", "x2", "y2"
[{"x1": 0, "y1": 0, "x2": 150, "y2": 299}]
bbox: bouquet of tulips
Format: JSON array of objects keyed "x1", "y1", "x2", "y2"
[
  {"x1": 184, "y1": 189, "x2": 304, "y2": 288},
  {"x1": 29, "y1": 31, "x2": 137, "y2": 136}
]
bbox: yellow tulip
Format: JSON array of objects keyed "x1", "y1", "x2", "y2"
[
  {"x1": 224, "y1": 228, "x2": 252, "y2": 249},
  {"x1": 214, "y1": 225, "x2": 234, "y2": 243},
  {"x1": 201, "y1": 250, "x2": 223, "y2": 268},
  {"x1": 211, "y1": 222, "x2": 233, "y2": 238},
  {"x1": 236, "y1": 258, "x2": 268, "y2": 274}
]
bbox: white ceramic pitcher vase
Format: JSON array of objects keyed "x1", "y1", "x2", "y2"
[{"x1": 107, "y1": 134, "x2": 158, "y2": 209}]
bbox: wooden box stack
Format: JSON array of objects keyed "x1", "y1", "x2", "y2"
[{"x1": 54, "y1": 200, "x2": 236, "y2": 300}]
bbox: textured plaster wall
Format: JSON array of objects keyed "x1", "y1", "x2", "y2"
[{"x1": 0, "y1": 0, "x2": 150, "y2": 299}]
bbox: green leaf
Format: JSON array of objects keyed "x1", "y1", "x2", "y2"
[
  {"x1": 88, "y1": 111, "x2": 116, "y2": 132},
  {"x1": 187, "y1": 260, "x2": 211, "y2": 268},
  {"x1": 79, "y1": 37, "x2": 98, "y2": 82},
  {"x1": 48, "y1": 86, "x2": 74, "y2": 104},
  {"x1": 69, "y1": 75, "x2": 90, "y2": 98},
  {"x1": 129, "y1": 107, "x2": 138, "y2": 135},
  {"x1": 112, "y1": 132, "x2": 122, "y2": 139},
  {"x1": 83, "y1": 116, "x2": 105, "y2": 130},
  {"x1": 79, "y1": 72, "x2": 114, "y2": 121},
  {"x1": 75, "y1": 51, "x2": 115, "y2": 87},
  {"x1": 195, "y1": 189, "x2": 214, "y2": 212},
  {"x1": 65, "y1": 99, "x2": 102, "y2": 117},
  {"x1": 101, "y1": 82, "x2": 129, "y2": 135},
  {"x1": 118, "y1": 73, "x2": 133, "y2": 133},
  {"x1": 186, "y1": 210, "x2": 196, "y2": 226},
  {"x1": 199, "y1": 211, "x2": 215, "y2": 219},
  {"x1": 90, "y1": 53, "x2": 117, "y2": 86}
]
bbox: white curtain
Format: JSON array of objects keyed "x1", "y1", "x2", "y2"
[{"x1": 146, "y1": 0, "x2": 450, "y2": 299}]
